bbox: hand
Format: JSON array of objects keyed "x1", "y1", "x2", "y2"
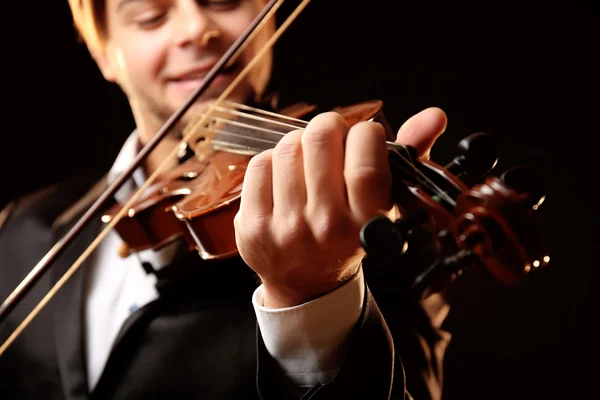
[{"x1": 234, "y1": 107, "x2": 447, "y2": 308}]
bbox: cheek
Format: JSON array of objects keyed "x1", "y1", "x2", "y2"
[
  {"x1": 220, "y1": 7, "x2": 258, "y2": 40},
  {"x1": 222, "y1": 12, "x2": 268, "y2": 66},
  {"x1": 121, "y1": 37, "x2": 168, "y2": 85}
]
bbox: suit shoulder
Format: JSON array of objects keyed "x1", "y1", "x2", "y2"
[{"x1": 0, "y1": 171, "x2": 107, "y2": 232}]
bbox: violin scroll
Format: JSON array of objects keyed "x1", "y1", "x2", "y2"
[{"x1": 361, "y1": 133, "x2": 548, "y2": 299}]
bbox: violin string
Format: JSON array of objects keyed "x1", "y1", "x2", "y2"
[
  {"x1": 189, "y1": 110, "x2": 456, "y2": 204},
  {"x1": 192, "y1": 114, "x2": 456, "y2": 205},
  {"x1": 204, "y1": 129, "x2": 452, "y2": 205},
  {"x1": 203, "y1": 126, "x2": 280, "y2": 149},
  {"x1": 210, "y1": 107, "x2": 305, "y2": 131},
  {"x1": 197, "y1": 111, "x2": 303, "y2": 135},
  {"x1": 211, "y1": 103, "x2": 460, "y2": 204},
  {"x1": 202, "y1": 113, "x2": 295, "y2": 133},
  {"x1": 0, "y1": 0, "x2": 303, "y2": 356},
  {"x1": 221, "y1": 100, "x2": 309, "y2": 126},
  {"x1": 191, "y1": 104, "x2": 458, "y2": 205}
]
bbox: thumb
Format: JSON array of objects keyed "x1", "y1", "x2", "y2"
[{"x1": 396, "y1": 107, "x2": 447, "y2": 159}]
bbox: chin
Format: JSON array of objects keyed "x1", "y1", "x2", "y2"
[{"x1": 166, "y1": 84, "x2": 253, "y2": 120}]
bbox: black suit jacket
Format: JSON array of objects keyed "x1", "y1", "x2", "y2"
[{"x1": 0, "y1": 172, "x2": 450, "y2": 399}]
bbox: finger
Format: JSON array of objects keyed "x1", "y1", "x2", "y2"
[
  {"x1": 301, "y1": 112, "x2": 349, "y2": 211},
  {"x1": 239, "y1": 149, "x2": 274, "y2": 221},
  {"x1": 345, "y1": 121, "x2": 392, "y2": 223},
  {"x1": 271, "y1": 129, "x2": 306, "y2": 216},
  {"x1": 396, "y1": 107, "x2": 447, "y2": 159}
]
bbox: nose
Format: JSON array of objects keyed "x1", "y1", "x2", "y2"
[{"x1": 173, "y1": 1, "x2": 218, "y2": 47}]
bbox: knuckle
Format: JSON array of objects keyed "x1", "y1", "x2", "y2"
[
  {"x1": 246, "y1": 149, "x2": 272, "y2": 172},
  {"x1": 283, "y1": 128, "x2": 303, "y2": 140},
  {"x1": 273, "y1": 136, "x2": 302, "y2": 161},
  {"x1": 233, "y1": 211, "x2": 242, "y2": 228},
  {"x1": 302, "y1": 127, "x2": 331, "y2": 148},
  {"x1": 310, "y1": 209, "x2": 350, "y2": 243},
  {"x1": 346, "y1": 121, "x2": 387, "y2": 152},
  {"x1": 312, "y1": 111, "x2": 348, "y2": 129},
  {"x1": 273, "y1": 213, "x2": 308, "y2": 247},
  {"x1": 233, "y1": 213, "x2": 248, "y2": 244},
  {"x1": 302, "y1": 112, "x2": 348, "y2": 146},
  {"x1": 235, "y1": 213, "x2": 271, "y2": 245},
  {"x1": 351, "y1": 120, "x2": 386, "y2": 140},
  {"x1": 346, "y1": 165, "x2": 391, "y2": 189}
]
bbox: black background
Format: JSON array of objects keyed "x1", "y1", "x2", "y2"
[{"x1": 2, "y1": 1, "x2": 598, "y2": 399}]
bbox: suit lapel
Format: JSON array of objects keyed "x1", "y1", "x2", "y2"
[{"x1": 50, "y1": 211, "x2": 103, "y2": 400}]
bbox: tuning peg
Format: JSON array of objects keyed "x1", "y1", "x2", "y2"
[
  {"x1": 500, "y1": 166, "x2": 546, "y2": 210},
  {"x1": 360, "y1": 209, "x2": 428, "y2": 261},
  {"x1": 360, "y1": 215, "x2": 407, "y2": 261},
  {"x1": 445, "y1": 133, "x2": 498, "y2": 178}
]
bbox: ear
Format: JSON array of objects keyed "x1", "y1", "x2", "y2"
[{"x1": 89, "y1": 45, "x2": 118, "y2": 83}]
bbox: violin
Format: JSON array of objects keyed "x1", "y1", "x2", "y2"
[
  {"x1": 0, "y1": 0, "x2": 548, "y2": 354},
  {"x1": 360, "y1": 133, "x2": 548, "y2": 299},
  {"x1": 101, "y1": 98, "x2": 549, "y2": 300}
]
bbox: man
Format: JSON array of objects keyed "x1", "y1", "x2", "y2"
[{"x1": 0, "y1": 0, "x2": 451, "y2": 399}]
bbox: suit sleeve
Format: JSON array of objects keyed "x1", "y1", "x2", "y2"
[
  {"x1": 252, "y1": 268, "x2": 365, "y2": 389},
  {"x1": 255, "y1": 264, "x2": 451, "y2": 400}
]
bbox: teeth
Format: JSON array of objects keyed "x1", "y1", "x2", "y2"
[{"x1": 174, "y1": 62, "x2": 238, "y2": 81}]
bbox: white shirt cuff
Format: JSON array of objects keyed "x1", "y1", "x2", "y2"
[{"x1": 252, "y1": 268, "x2": 365, "y2": 387}]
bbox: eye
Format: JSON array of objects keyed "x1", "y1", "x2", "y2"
[
  {"x1": 136, "y1": 11, "x2": 167, "y2": 29},
  {"x1": 199, "y1": 0, "x2": 242, "y2": 10}
]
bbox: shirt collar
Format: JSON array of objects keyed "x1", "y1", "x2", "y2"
[
  {"x1": 106, "y1": 129, "x2": 186, "y2": 271},
  {"x1": 107, "y1": 129, "x2": 147, "y2": 205}
]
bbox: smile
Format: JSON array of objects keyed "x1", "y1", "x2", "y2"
[
  {"x1": 167, "y1": 59, "x2": 241, "y2": 92},
  {"x1": 170, "y1": 59, "x2": 241, "y2": 82}
]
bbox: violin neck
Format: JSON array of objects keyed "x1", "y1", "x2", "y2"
[
  {"x1": 212, "y1": 131, "x2": 411, "y2": 157},
  {"x1": 193, "y1": 100, "x2": 400, "y2": 157}
]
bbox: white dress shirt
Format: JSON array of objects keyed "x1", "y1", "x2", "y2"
[{"x1": 84, "y1": 131, "x2": 365, "y2": 390}]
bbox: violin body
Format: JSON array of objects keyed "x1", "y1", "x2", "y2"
[
  {"x1": 102, "y1": 100, "x2": 390, "y2": 260},
  {"x1": 103, "y1": 153, "x2": 249, "y2": 260}
]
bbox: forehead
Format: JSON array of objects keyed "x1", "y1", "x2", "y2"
[
  {"x1": 110, "y1": 0, "x2": 258, "y2": 9},
  {"x1": 111, "y1": 0, "x2": 156, "y2": 11},
  {"x1": 100, "y1": 0, "x2": 263, "y2": 39}
]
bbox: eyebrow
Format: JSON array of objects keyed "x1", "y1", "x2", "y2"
[{"x1": 117, "y1": 0, "x2": 144, "y2": 11}]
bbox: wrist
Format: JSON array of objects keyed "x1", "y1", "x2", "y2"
[
  {"x1": 261, "y1": 268, "x2": 360, "y2": 309},
  {"x1": 262, "y1": 284, "x2": 335, "y2": 309}
]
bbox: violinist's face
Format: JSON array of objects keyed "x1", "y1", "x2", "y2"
[{"x1": 94, "y1": 0, "x2": 269, "y2": 143}]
